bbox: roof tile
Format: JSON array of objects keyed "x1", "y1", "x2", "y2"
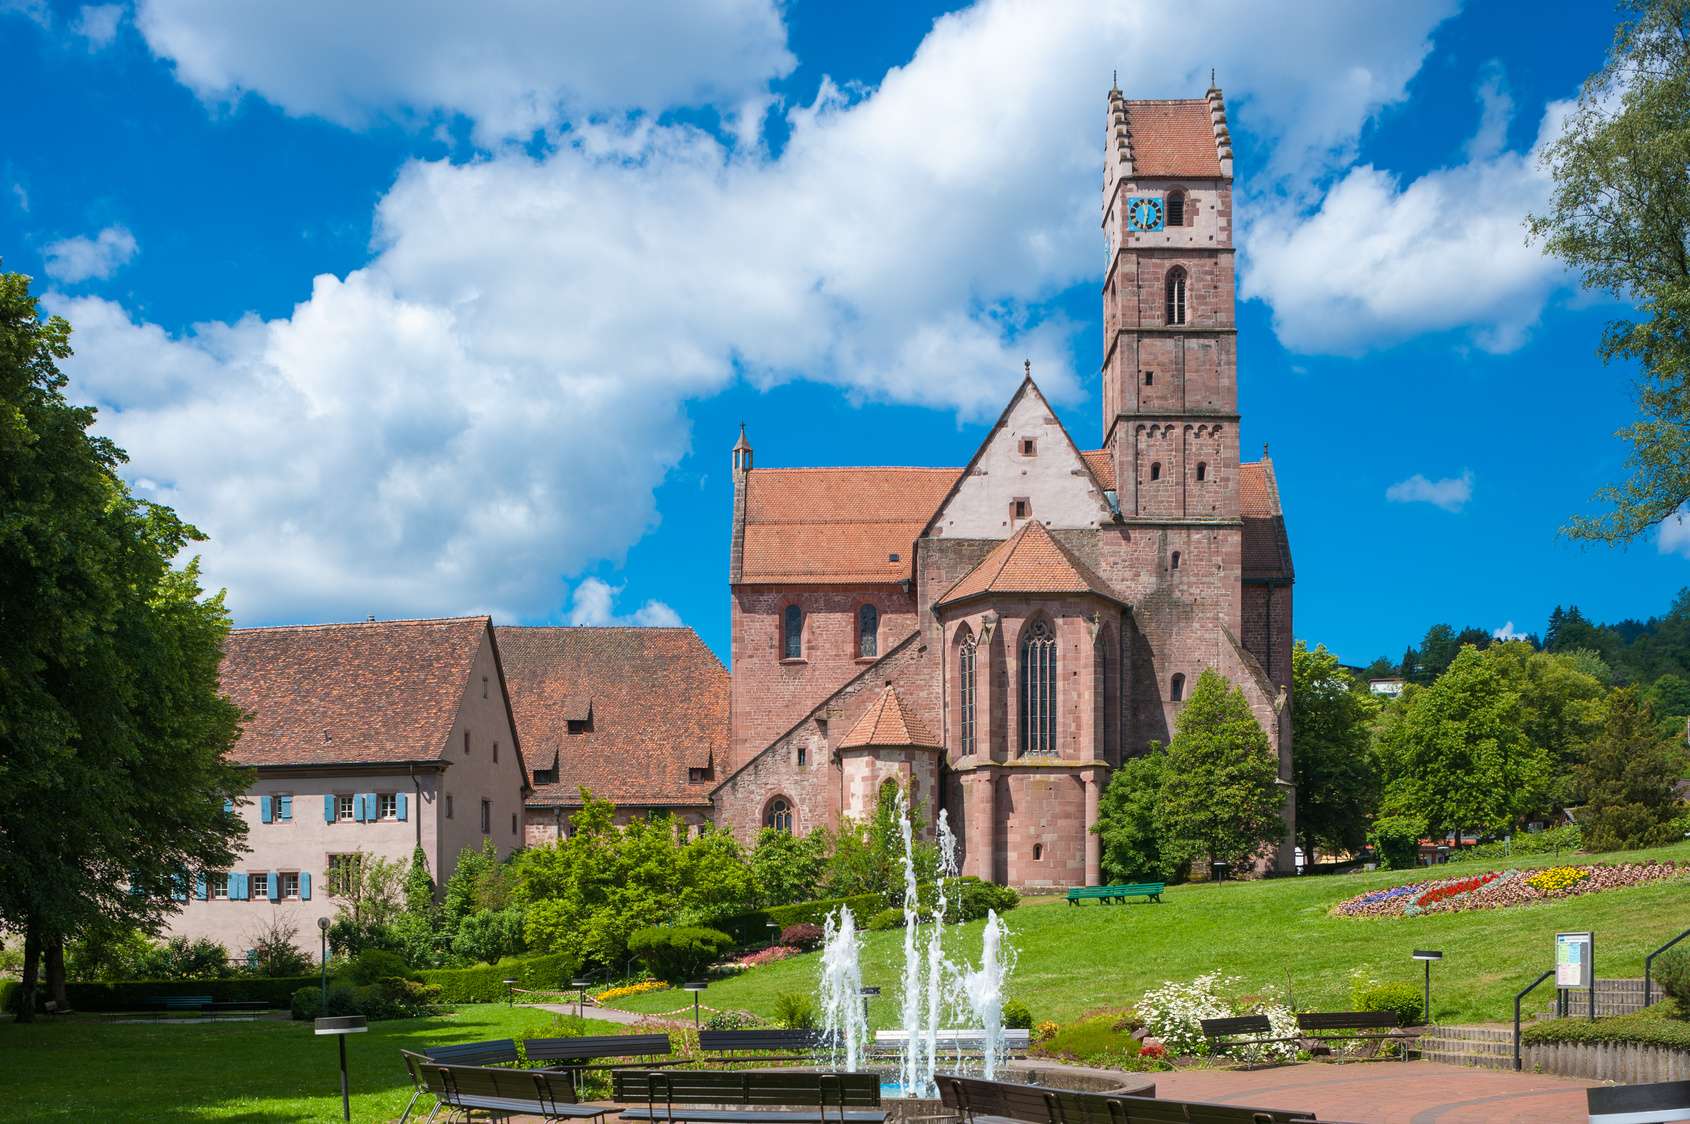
[
  {"x1": 939, "y1": 520, "x2": 1119, "y2": 606},
  {"x1": 1124, "y1": 100, "x2": 1223, "y2": 177},
  {"x1": 837, "y1": 686, "x2": 938, "y2": 749},
  {"x1": 741, "y1": 467, "x2": 958, "y2": 585}
]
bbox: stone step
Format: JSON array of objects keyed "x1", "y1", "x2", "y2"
[
  {"x1": 1419, "y1": 1025, "x2": 1513, "y2": 1042},
  {"x1": 1413, "y1": 1048, "x2": 1515, "y2": 1071}
]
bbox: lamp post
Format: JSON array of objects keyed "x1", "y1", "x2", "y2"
[
  {"x1": 317, "y1": 917, "x2": 331, "y2": 1006},
  {"x1": 684, "y1": 981, "x2": 708, "y2": 1029},
  {"x1": 1412, "y1": 950, "x2": 1443, "y2": 1025},
  {"x1": 504, "y1": 978, "x2": 519, "y2": 1007},
  {"x1": 572, "y1": 977, "x2": 593, "y2": 1019},
  {"x1": 860, "y1": 985, "x2": 880, "y2": 1029},
  {"x1": 766, "y1": 921, "x2": 780, "y2": 949},
  {"x1": 314, "y1": 1014, "x2": 367, "y2": 1122}
]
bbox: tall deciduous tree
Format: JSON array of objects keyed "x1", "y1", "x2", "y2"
[
  {"x1": 1529, "y1": 0, "x2": 1690, "y2": 541},
  {"x1": 1094, "y1": 745, "x2": 1175, "y2": 883},
  {"x1": 1578, "y1": 687, "x2": 1687, "y2": 850},
  {"x1": 1290, "y1": 643, "x2": 1379, "y2": 862},
  {"x1": 0, "y1": 271, "x2": 248, "y2": 1020},
  {"x1": 1156, "y1": 670, "x2": 1285, "y2": 872}
]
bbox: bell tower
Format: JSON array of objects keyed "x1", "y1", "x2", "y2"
[{"x1": 1101, "y1": 82, "x2": 1240, "y2": 522}]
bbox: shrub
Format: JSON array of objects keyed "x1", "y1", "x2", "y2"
[
  {"x1": 243, "y1": 917, "x2": 313, "y2": 977},
  {"x1": 1464, "y1": 824, "x2": 1581, "y2": 862},
  {"x1": 1001, "y1": 999, "x2": 1033, "y2": 1030},
  {"x1": 1136, "y1": 973, "x2": 1296, "y2": 1062},
  {"x1": 340, "y1": 949, "x2": 418, "y2": 985},
  {"x1": 705, "y1": 1009, "x2": 765, "y2": 1030},
  {"x1": 922, "y1": 877, "x2": 1020, "y2": 922},
  {"x1": 734, "y1": 945, "x2": 798, "y2": 969},
  {"x1": 29, "y1": 975, "x2": 318, "y2": 1013},
  {"x1": 290, "y1": 984, "x2": 324, "y2": 1021},
  {"x1": 1369, "y1": 814, "x2": 1425, "y2": 871},
  {"x1": 866, "y1": 908, "x2": 905, "y2": 931},
  {"x1": 627, "y1": 926, "x2": 733, "y2": 983},
  {"x1": 1351, "y1": 980, "x2": 1423, "y2": 1026},
  {"x1": 421, "y1": 952, "x2": 577, "y2": 1004},
  {"x1": 711, "y1": 893, "x2": 885, "y2": 948},
  {"x1": 1655, "y1": 947, "x2": 1690, "y2": 1006},
  {"x1": 290, "y1": 977, "x2": 441, "y2": 1021},
  {"x1": 452, "y1": 906, "x2": 527, "y2": 965},
  {"x1": 781, "y1": 923, "x2": 823, "y2": 949},
  {"x1": 774, "y1": 991, "x2": 819, "y2": 1030}
]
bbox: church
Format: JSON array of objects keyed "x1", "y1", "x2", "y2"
[{"x1": 708, "y1": 82, "x2": 1296, "y2": 885}]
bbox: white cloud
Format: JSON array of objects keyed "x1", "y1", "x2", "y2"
[
  {"x1": 0, "y1": 1, "x2": 49, "y2": 28},
  {"x1": 1243, "y1": 74, "x2": 1572, "y2": 356},
  {"x1": 73, "y1": 3, "x2": 122, "y2": 48},
  {"x1": 1465, "y1": 60, "x2": 1514, "y2": 161},
  {"x1": 1661, "y1": 505, "x2": 1690, "y2": 558},
  {"x1": 1492, "y1": 620, "x2": 1527, "y2": 641},
  {"x1": 565, "y1": 578, "x2": 683, "y2": 628},
  {"x1": 1386, "y1": 469, "x2": 1473, "y2": 512},
  {"x1": 9, "y1": 181, "x2": 27, "y2": 213},
  {"x1": 62, "y1": 1, "x2": 1459, "y2": 623},
  {"x1": 134, "y1": 0, "x2": 796, "y2": 144},
  {"x1": 42, "y1": 225, "x2": 138, "y2": 283}
]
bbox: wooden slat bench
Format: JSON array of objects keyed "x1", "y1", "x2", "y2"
[
  {"x1": 202, "y1": 1000, "x2": 269, "y2": 1018},
  {"x1": 935, "y1": 1073, "x2": 1329, "y2": 1124},
  {"x1": 528, "y1": 1032, "x2": 675, "y2": 1069},
  {"x1": 698, "y1": 1029, "x2": 828, "y2": 1061},
  {"x1": 1064, "y1": 883, "x2": 1165, "y2": 905},
  {"x1": 1199, "y1": 1015, "x2": 1300, "y2": 1063},
  {"x1": 871, "y1": 1029, "x2": 1030, "y2": 1057},
  {"x1": 425, "y1": 1037, "x2": 521, "y2": 1066},
  {"x1": 1294, "y1": 1011, "x2": 1419, "y2": 1052},
  {"x1": 612, "y1": 1069, "x2": 884, "y2": 1124},
  {"x1": 412, "y1": 1055, "x2": 610, "y2": 1123},
  {"x1": 145, "y1": 995, "x2": 213, "y2": 1014}
]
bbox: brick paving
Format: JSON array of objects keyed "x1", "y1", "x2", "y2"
[{"x1": 1147, "y1": 1060, "x2": 1598, "y2": 1123}]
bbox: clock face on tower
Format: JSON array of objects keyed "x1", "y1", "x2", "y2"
[{"x1": 1126, "y1": 195, "x2": 1165, "y2": 232}]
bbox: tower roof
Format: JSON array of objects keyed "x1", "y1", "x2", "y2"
[
  {"x1": 1107, "y1": 86, "x2": 1233, "y2": 182},
  {"x1": 937, "y1": 519, "x2": 1120, "y2": 607},
  {"x1": 733, "y1": 423, "x2": 751, "y2": 453},
  {"x1": 837, "y1": 685, "x2": 938, "y2": 749}
]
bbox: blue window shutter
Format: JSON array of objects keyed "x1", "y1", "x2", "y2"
[
  {"x1": 260, "y1": 795, "x2": 273, "y2": 824},
  {"x1": 223, "y1": 798, "x2": 234, "y2": 814},
  {"x1": 279, "y1": 795, "x2": 292, "y2": 821},
  {"x1": 361, "y1": 792, "x2": 376, "y2": 821},
  {"x1": 194, "y1": 872, "x2": 207, "y2": 901},
  {"x1": 324, "y1": 795, "x2": 336, "y2": 824},
  {"x1": 300, "y1": 871, "x2": 311, "y2": 901},
  {"x1": 268, "y1": 871, "x2": 280, "y2": 902},
  {"x1": 396, "y1": 793, "x2": 408, "y2": 822},
  {"x1": 353, "y1": 794, "x2": 365, "y2": 822},
  {"x1": 238, "y1": 872, "x2": 250, "y2": 901}
]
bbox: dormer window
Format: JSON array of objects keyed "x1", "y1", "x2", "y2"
[{"x1": 1166, "y1": 190, "x2": 1186, "y2": 227}]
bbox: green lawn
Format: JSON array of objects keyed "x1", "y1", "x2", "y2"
[
  {"x1": 607, "y1": 838, "x2": 1690, "y2": 1028},
  {"x1": 0, "y1": 1004, "x2": 621, "y2": 1122}
]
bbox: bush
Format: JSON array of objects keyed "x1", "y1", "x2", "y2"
[
  {"x1": 1369, "y1": 814, "x2": 1425, "y2": 871},
  {"x1": 1001, "y1": 999, "x2": 1033, "y2": 1030},
  {"x1": 1655, "y1": 947, "x2": 1690, "y2": 1006},
  {"x1": 780, "y1": 923, "x2": 823, "y2": 949},
  {"x1": 452, "y1": 906, "x2": 527, "y2": 965},
  {"x1": 421, "y1": 952, "x2": 578, "y2": 1004},
  {"x1": 627, "y1": 927, "x2": 733, "y2": 983},
  {"x1": 340, "y1": 949, "x2": 419, "y2": 985},
  {"x1": 866, "y1": 908, "x2": 905, "y2": 931},
  {"x1": 1352, "y1": 980, "x2": 1423, "y2": 1026},
  {"x1": 290, "y1": 984, "x2": 324, "y2": 1021},
  {"x1": 243, "y1": 917, "x2": 314, "y2": 977},
  {"x1": 773, "y1": 991, "x2": 819, "y2": 1030},
  {"x1": 711, "y1": 893, "x2": 885, "y2": 948},
  {"x1": 1463, "y1": 825, "x2": 1581, "y2": 862},
  {"x1": 290, "y1": 977, "x2": 441, "y2": 1021},
  {"x1": 29, "y1": 974, "x2": 319, "y2": 1013},
  {"x1": 705, "y1": 1009, "x2": 765, "y2": 1030},
  {"x1": 949, "y1": 877, "x2": 1020, "y2": 921}
]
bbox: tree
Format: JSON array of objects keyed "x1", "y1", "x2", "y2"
[
  {"x1": 1647, "y1": 672, "x2": 1690, "y2": 717},
  {"x1": 1290, "y1": 643, "x2": 1380, "y2": 861},
  {"x1": 1528, "y1": 0, "x2": 1690, "y2": 542},
  {"x1": 1376, "y1": 648, "x2": 1553, "y2": 839},
  {"x1": 1415, "y1": 625, "x2": 1461, "y2": 683},
  {"x1": 0, "y1": 271, "x2": 247, "y2": 1020},
  {"x1": 1578, "y1": 687, "x2": 1687, "y2": 849},
  {"x1": 1480, "y1": 643, "x2": 1609, "y2": 812},
  {"x1": 749, "y1": 828, "x2": 828, "y2": 907},
  {"x1": 1093, "y1": 746, "x2": 1176, "y2": 882},
  {"x1": 1155, "y1": 670, "x2": 1285, "y2": 872}
]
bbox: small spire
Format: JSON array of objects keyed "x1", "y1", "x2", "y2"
[
  {"x1": 1024, "y1": 358, "x2": 1032, "y2": 379},
  {"x1": 733, "y1": 421, "x2": 751, "y2": 451},
  {"x1": 1262, "y1": 441, "x2": 1270, "y2": 459},
  {"x1": 1210, "y1": 67, "x2": 1216, "y2": 88},
  {"x1": 1111, "y1": 69, "x2": 1118, "y2": 91}
]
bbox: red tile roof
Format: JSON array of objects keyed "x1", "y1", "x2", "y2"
[
  {"x1": 1241, "y1": 460, "x2": 1293, "y2": 583},
  {"x1": 1124, "y1": 100, "x2": 1223, "y2": 177},
  {"x1": 838, "y1": 686, "x2": 938, "y2": 749},
  {"x1": 497, "y1": 626, "x2": 726, "y2": 808},
  {"x1": 1080, "y1": 449, "x2": 1116, "y2": 491},
  {"x1": 740, "y1": 466, "x2": 960, "y2": 585},
  {"x1": 221, "y1": 617, "x2": 491, "y2": 767},
  {"x1": 938, "y1": 519, "x2": 1119, "y2": 606}
]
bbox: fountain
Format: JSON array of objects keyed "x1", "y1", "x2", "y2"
[{"x1": 819, "y1": 787, "x2": 1017, "y2": 1099}]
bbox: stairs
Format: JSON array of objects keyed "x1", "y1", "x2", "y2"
[{"x1": 1411, "y1": 1024, "x2": 1516, "y2": 1070}]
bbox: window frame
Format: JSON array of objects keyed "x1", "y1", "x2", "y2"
[
  {"x1": 1195, "y1": 461, "x2": 1207, "y2": 482},
  {"x1": 763, "y1": 796, "x2": 794, "y2": 833},
  {"x1": 211, "y1": 872, "x2": 230, "y2": 901},
  {"x1": 1165, "y1": 266, "x2": 1188, "y2": 325},
  {"x1": 327, "y1": 853, "x2": 362, "y2": 897},
  {"x1": 857, "y1": 603, "x2": 879, "y2": 660},
  {"x1": 1171, "y1": 673, "x2": 1186, "y2": 702},
  {"x1": 959, "y1": 633, "x2": 978, "y2": 757},
  {"x1": 280, "y1": 871, "x2": 301, "y2": 900},
  {"x1": 377, "y1": 792, "x2": 397, "y2": 820},
  {"x1": 335, "y1": 793, "x2": 355, "y2": 822},
  {"x1": 1018, "y1": 619, "x2": 1058, "y2": 756},
  {"x1": 249, "y1": 871, "x2": 270, "y2": 901},
  {"x1": 781, "y1": 603, "x2": 804, "y2": 661},
  {"x1": 480, "y1": 799, "x2": 492, "y2": 835},
  {"x1": 1166, "y1": 190, "x2": 1186, "y2": 227}
]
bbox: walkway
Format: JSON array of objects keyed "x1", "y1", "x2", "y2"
[
  {"x1": 1149, "y1": 1060, "x2": 1598, "y2": 1123},
  {"x1": 525, "y1": 1001, "x2": 674, "y2": 1026}
]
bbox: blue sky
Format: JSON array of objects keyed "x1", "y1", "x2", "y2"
[{"x1": 2, "y1": 0, "x2": 1685, "y2": 668}]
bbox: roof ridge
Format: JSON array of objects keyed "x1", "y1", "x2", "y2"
[
  {"x1": 233, "y1": 615, "x2": 489, "y2": 634},
  {"x1": 749, "y1": 465, "x2": 960, "y2": 474}
]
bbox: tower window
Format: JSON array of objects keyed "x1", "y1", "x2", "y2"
[
  {"x1": 797, "y1": 743, "x2": 807, "y2": 767},
  {"x1": 782, "y1": 604, "x2": 803, "y2": 660},
  {"x1": 1165, "y1": 267, "x2": 1187, "y2": 325},
  {"x1": 764, "y1": 797, "x2": 793, "y2": 833},
  {"x1": 959, "y1": 633, "x2": 977, "y2": 756},
  {"x1": 857, "y1": 604, "x2": 879, "y2": 659},
  {"x1": 1019, "y1": 438, "x2": 1037, "y2": 456},
  {"x1": 1011, "y1": 498, "x2": 1030, "y2": 521},
  {"x1": 1170, "y1": 673, "x2": 1186, "y2": 702},
  {"x1": 1019, "y1": 620, "x2": 1057, "y2": 756},
  {"x1": 1171, "y1": 551, "x2": 1181, "y2": 570},
  {"x1": 1149, "y1": 462, "x2": 1161, "y2": 481},
  {"x1": 1196, "y1": 461, "x2": 1207, "y2": 482},
  {"x1": 1033, "y1": 843, "x2": 1043, "y2": 862},
  {"x1": 1166, "y1": 191, "x2": 1186, "y2": 227},
  {"x1": 1143, "y1": 371, "x2": 1154, "y2": 386}
]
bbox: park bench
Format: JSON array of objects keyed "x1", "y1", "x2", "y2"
[
  {"x1": 935, "y1": 1073, "x2": 1333, "y2": 1124},
  {"x1": 528, "y1": 1032, "x2": 675, "y2": 1069},
  {"x1": 202, "y1": 1000, "x2": 269, "y2": 1019},
  {"x1": 613, "y1": 1069, "x2": 884, "y2": 1124},
  {"x1": 699, "y1": 1029, "x2": 829, "y2": 1062},
  {"x1": 1064, "y1": 883, "x2": 1164, "y2": 906},
  {"x1": 1588, "y1": 1078, "x2": 1690, "y2": 1124},
  {"x1": 406, "y1": 1054, "x2": 610, "y2": 1124},
  {"x1": 145, "y1": 994, "x2": 213, "y2": 1014},
  {"x1": 871, "y1": 1028, "x2": 1030, "y2": 1058},
  {"x1": 1198, "y1": 1015, "x2": 1300, "y2": 1063},
  {"x1": 397, "y1": 1039, "x2": 521, "y2": 1121},
  {"x1": 1294, "y1": 1011, "x2": 1419, "y2": 1053}
]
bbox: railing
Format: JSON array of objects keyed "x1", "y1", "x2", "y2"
[
  {"x1": 1514, "y1": 969, "x2": 1554, "y2": 1071},
  {"x1": 1644, "y1": 927, "x2": 1690, "y2": 1007}
]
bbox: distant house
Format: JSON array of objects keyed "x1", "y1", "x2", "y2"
[
  {"x1": 1369, "y1": 677, "x2": 1407, "y2": 697},
  {"x1": 498, "y1": 626, "x2": 727, "y2": 841},
  {"x1": 168, "y1": 617, "x2": 528, "y2": 957}
]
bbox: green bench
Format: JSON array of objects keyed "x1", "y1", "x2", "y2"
[{"x1": 1065, "y1": 882, "x2": 1164, "y2": 905}]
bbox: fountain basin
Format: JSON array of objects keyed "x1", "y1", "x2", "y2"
[{"x1": 876, "y1": 1064, "x2": 1157, "y2": 1124}]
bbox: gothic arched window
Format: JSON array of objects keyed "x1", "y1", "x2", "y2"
[
  {"x1": 764, "y1": 797, "x2": 793, "y2": 833},
  {"x1": 857, "y1": 604, "x2": 879, "y2": 659},
  {"x1": 1170, "y1": 673, "x2": 1186, "y2": 702},
  {"x1": 1166, "y1": 191, "x2": 1186, "y2": 227},
  {"x1": 1165, "y1": 267, "x2": 1187, "y2": 326},
  {"x1": 782, "y1": 604, "x2": 803, "y2": 660},
  {"x1": 959, "y1": 633, "x2": 978, "y2": 756},
  {"x1": 1019, "y1": 620, "x2": 1057, "y2": 755}
]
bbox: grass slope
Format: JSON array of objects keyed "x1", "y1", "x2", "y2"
[
  {"x1": 608, "y1": 839, "x2": 1690, "y2": 1028},
  {"x1": 0, "y1": 1004, "x2": 621, "y2": 1122}
]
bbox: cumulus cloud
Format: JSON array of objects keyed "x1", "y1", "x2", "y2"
[
  {"x1": 1243, "y1": 69, "x2": 1572, "y2": 355},
  {"x1": 1661, "y1": 505, "x2": 1690, "y2": 558},
  {"x1": 42, "y1": 225, "x2": 138, "y2": 283},
  {"x1": 1386, "y1": 469, "x2": 1474, "y2": 512},
  {"x1": 134, "y1": 0, "x2": 796, "y2": 143},
  {"x1": 1493, "y1": 620, "x2": 1527, "y2": 641},
  {"x1": 62, "y1": 0, "x2": 1458, "y2": 623},
  {"x1": 566, "y1": 578, "x2": 683, "y2": 628},
  {"x1": 72, "y1": 3, "x2": 122, "y2": 48}
]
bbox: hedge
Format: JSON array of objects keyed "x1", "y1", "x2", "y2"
[
  {"x1": 712, "y1": 893, "x2": 885, "y2": 948},
  {"x1": 12, "y1": 974, "x2": 319, "y2": 1013},
  {"x1": 628, "y1": 927, "x2": 733, "y2": 983},
  {"x1": 420, "y1": 952, "x2": 578, "y2": 1004},
  {"x1": 1522, "y1": 1004, "x2": 1690, "y2": 1050}
]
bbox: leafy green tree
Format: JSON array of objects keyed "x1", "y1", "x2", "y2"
[
  {"x1": 1094, "y1": 746, "x2": 1175, "y2": 882},
  {"x1": 1578, "y1": 687, "x2": 1687, "y2": 849},
  {"x1": 0, "y1": 271, "x2": 248, "y2": 1020},
  {"x1": 1529, "y1": 0, "x2": 1690, "y2": 542},
  {"x1": 1377, "y1": 648, "x2": 1553, "y2": 839},
  {"x1": 749, "y1": 828, "x2": 829, "y2": 907},
  {"x1": 1647, "y1": 672, "x2": 1690, "y2": 717},
  {"x1": 1155, "y1": 671, "x2": 1285, "y2": 872},
  {"x1": 1415, "y1": 625, "x2": 1461, "y2": 684},
  {"x1": 1480, "y1": 643, "x2": 1608, "y2": 811},
  {"x1": 1291, "y1": 642, "x2": 1380, "y2": 861}
]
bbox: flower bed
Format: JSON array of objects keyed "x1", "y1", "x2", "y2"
[
  {"x1": 593, "y1": 979, "x2": 668, "y2": 1003},
  {"x1": 729, "y1": 944, "x2": 799, "y2": 970},
  {"x1": 1333, "y1": 861, "x2": 1684, "y2": 918}
]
